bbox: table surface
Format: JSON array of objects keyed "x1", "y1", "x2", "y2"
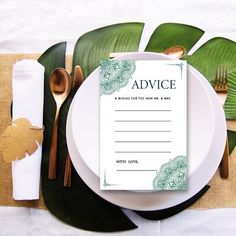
[
  {"x1": 1, "y1": 0, "x2": 236, "y2": 235},
  {"x1": 1, "y1": 206, "x2": 236, "y2": 236}
]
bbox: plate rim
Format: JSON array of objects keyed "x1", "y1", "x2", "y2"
[{"x1": 66, "y1": 52, "x2": 226, "y2": 210}]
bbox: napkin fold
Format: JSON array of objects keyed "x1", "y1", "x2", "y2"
[{"x1": 12, "y1": 59, "x2": 44, "y2": 200}]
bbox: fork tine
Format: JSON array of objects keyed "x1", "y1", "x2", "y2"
[
  {"x1": 218, "y1": 65, "x2": 221, "y2": 88},
  {"x1": 223, "y1": 66, "x2": 226, "y2": 87},
  {"x1": 215, "y1": 66, "x2": 219, "y2": 86},
  {"x1": 220, "y1": 66, "x2": 223, "y2": 89},
  {"x1": 223, "y1": 66, "x2": 228, "y2": 89},
  {"x1": 220, "y1": 66, "x2": 224, "y2": 89},
  {"x1": 225, "y1": 67, "x2": 228, "y2": 84},
  {"x1": 214, "y1": 65, "x2": 229, "y2": 91}
]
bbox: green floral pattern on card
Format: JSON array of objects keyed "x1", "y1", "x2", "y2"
[
  {"x1": 100, "y1": 60, "x2": 136, "y2": 95},
  {"x1": 153, "y1": 156, "x2": 187, "y2": 190}
]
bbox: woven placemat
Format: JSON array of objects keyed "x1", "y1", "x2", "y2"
[{"x1": 0, "y1": 54, "x2": 235, "y2": 209}]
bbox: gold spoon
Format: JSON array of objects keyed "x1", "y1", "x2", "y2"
[
  {"x1": 63, "y1": 66, "x2": 84, "y2": 187},
  {"x1": 48, "y1": 68, "x2": 71, "y2": 180},
  {"x1": 162, "y1": 45, "x2": 186, "y2": 58}
]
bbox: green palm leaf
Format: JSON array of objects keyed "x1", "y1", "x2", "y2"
[
  {"x1": 145, "y1": 22, "x2": 204, "y2": 53},
  {"x1": 187, "y1": 37, "x2": 236, "y2": 119},
  {"x1": 71, "y1": 22, "x2": 144, "y2": 78}
]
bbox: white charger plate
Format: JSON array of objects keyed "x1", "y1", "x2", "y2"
[{"x1": 66, "y1": 52, "x2": 226, "y2": 211}]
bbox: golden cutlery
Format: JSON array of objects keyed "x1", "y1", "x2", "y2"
[
  {"x1": 72, "y1": 66, "x2": 84, "y2": 94},
  {"x1": 63, "y1": 66, "x2": 84, "y2": 187},
  {"x1": 48, "y1": 68, "x2": 71, "y2": 179},
  {"x1": 214, "y1": 65, "x2": 229, "y2": 179},
  {"x1": 227, "y1": 120, "x2": 236, "y2": 131},
  {"x1": 162, "y1": 45, "x2": 186, "y2": 58},
  {"x1": 63, "y1": 153, "x2": 72, "y2": 187}
]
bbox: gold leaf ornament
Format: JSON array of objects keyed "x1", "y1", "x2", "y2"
[{"x1": 2, "y1": 118, "x2": 44, "y2": 162}]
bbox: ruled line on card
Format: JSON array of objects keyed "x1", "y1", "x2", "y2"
[
  {"x1": 115, "y1": 130, "x2": 171, "y2": 132},
  {"x1": 115, "y1": 151, "x2": 171, "y2": 153},
  {"x1": 115, "y1": 120, "x2": 171, "y2": 122},
  {"x1": 115, "y1": 141, "x2": 171, "y2": 143},
  {"x1": 115, "y1": 109, "x2": 172, "y2": 112}
]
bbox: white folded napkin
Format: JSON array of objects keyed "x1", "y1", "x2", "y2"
[{"x1": 12, "y1": 59, "x2": 44, "y2": 200}]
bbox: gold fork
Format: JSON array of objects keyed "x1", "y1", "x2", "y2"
[{"x1": 214, "y1": 65, "x2": 229, "y2": 179}]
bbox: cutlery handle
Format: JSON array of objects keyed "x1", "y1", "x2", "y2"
[
  {"x1": 63, "y1": 153, "x2": 72, "y2": 187},
  {"x1": 48, "y1": 110, "x2": 59, "y2": 179},
  {"x1": 62, "y1": 65, "x2": 84, "y2": 187},
  {"x1": 220, "y1": 137, "x2": 229, "y2": 179},
  {"x1": 73, "y1": 66, "x2": 84, "y2": 92}
]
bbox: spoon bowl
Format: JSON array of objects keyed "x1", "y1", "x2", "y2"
[
  {"x1": 163, "y1": 45, "x2": 186, "y2": 58},
  {"x1": 50, "y1": 69, "x2": 71, "y2": 106}
]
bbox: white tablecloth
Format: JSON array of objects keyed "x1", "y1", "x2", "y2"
[
  {"x1": 1, "y1": 0, "x2": 236, "y2": 235},
  {"x1": 1, "y1": 206, "x2": 236, "y2": 236}
]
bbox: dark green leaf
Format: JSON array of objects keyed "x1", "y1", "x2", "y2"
[
  {"x1": 71, "y1": 22, "x2": 144, "y2": 78},
  {"x1": 38, "y1": 42, "x2": 137, "y2": 232},
  {"x1": 145, "y1": 23, "x2": 204, "y2": 53},
  {"x1": 228, "y1": 130, "x2": 236, "y2": 154}
]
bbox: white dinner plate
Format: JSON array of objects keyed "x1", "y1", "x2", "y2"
[{"x1": 66, "y1": 52, "x2": 226, "y2": 211}]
